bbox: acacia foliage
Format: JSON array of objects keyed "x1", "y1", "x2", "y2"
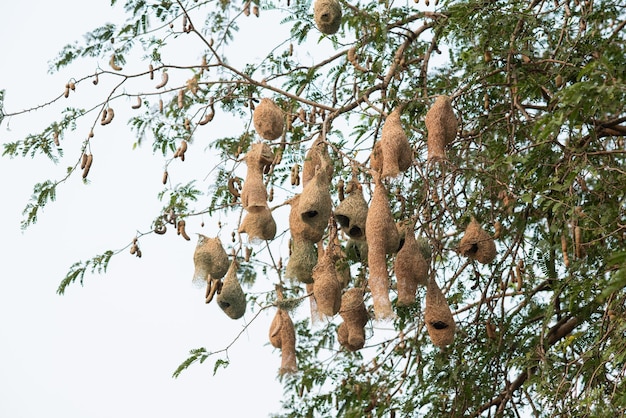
[{"x1": 2, "y1": 0, "x2": 626, "y2": 416}]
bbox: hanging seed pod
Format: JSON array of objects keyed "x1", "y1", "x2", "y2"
[
  {"x1": 395, "y1": 227, "x2": 430, "y2": 307},
  {"x1": 162, "y1": 171, "x2": 168, "y2": 185},
  {"x1": 240, "y1": 142, "x2": 274, "y2": 211},
  {"x1": 379, "y1": 108, "x2": 412, "y2": 178},
  {"x1": 177, "y1": 89, "x2": 184, "y2": 109},
  {"x1": 313, "y1": 0, "x2": 342, "y2": 35},
  {"x1": 155, "y1": 71, "x2": 169, "y2": 89},
  {"x1": 148, "y1": 64, "x2": 154, "y2": 80},
  {"x1": 561, "y1": 233, "x2": 570, "y2": 268},
  {"x1": 312, "y1": 248, "x2": 342, "y2": 316},
  {"x1": 177, "y1": 219, "x2": 191, "y2": 241},
  {"x1": 302, "y1": 136, "x2": 333, "y2": 187},
  {"x1": 253, "y1": 98, "x2": 284, "y2": 140},
  {"x1": 82, "y1": 154, "x2": 94, "y2": 179},
  {"x1": 298, "y1": 164, "x2": 332, "y2": 240},
  {"x1": 337, "y1": 288, "x2": 369, "y2": 351},
  {"x1": 216, "y1": 260, "x2": 247, "y2": 319},
  {"x1": 425, "y1": 95, "x2": 458, "y2": 162},
  {"x1": 290, "y1": 164, "x2": 301, "y2": 186},
  {"x1": 424, "y1": 277, "x2": 456, "y2": 347},
  {"x1": 285, "y1": 238, "x2": 318, "y2": 284},
  {"x1": 131, "y1": 96, "x2": 142, "y2": 109},
  {"x1": 459, "y1": 217, "x2": 497, "y2": 264},
  {"x1": 109, "y1": 54, "x2": 123, "y2": 71},
  {"x1": 334, "y1": 181, "x2": 368, "y2": 240},
  {"x1": 365, "y1": 173, "x2": 399, "y2": 320},
  {"x1": 347, "y1": 47, "x2": 368, "y2": 72},
  {"x1": 269, "y1": 309, "x2": 297, "y2": 374},
  {"x1": 101, "y1": 108, "x2": 114, "y2": 125},
  {"x1": 192, "y1": 235, "x2": 229, "y2": 286},
  {"x1": 238, "y1": 205, "x2": 277, "y2": 242}
]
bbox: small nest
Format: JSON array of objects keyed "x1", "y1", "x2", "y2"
[
  {"x1": 269, "y1": 309, "x2": 297, "y2": 375},
  {"x1": 312, "y1": 250, "x2": 342, "y2": 317},
  {"x1": 424, "y1": 277, "x2": 456, "y2": 347},
  {"x1": 394, "y1": 229, "x2": 430, "y2": 307},
  {"x1": 253, "y1": 98, "x2": 284, "y2": 141},
  {"x1": 334, "y1": 184, "x2": 368, "y2": 240},
  {"x1": 379, "y1": 108, "x2": 412, "y2": 178},
  {"x1": 216, "y1": 260, "x2": 247, "y2": 319},
  {"x1": 302, "y1": 136, "x2": 333, "y2": 187},
  {"x1": 458, "y1": 217, "x2": 497, "y2": 264},
  {"x1": 337, "y1": 288, "x2": 368, "y2": 351},
  {"x1": 241, "y1": 142, "x2": 274, "y2": 211},
  {"x1": 313, "y1": 0, "x2": 342, "y2": 35},
  {"x1": 425, "y1": 95, "x2": 458, "y2": 162},
  {"x1": 285, "y1": 238, "x2": 318, "y2": 284},
  {"x1": 192, "y1": 235, "x2": 229, "y2": 286},
  {"x1": 238, "y1": 205, "x2": 277, "y2": 242}
]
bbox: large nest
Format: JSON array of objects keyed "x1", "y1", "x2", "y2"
[
  {"x1": 313, "y1": 0, "x2": 342, "y2": 35},
  {"x1": 458, "y1": 217, "x2": 497, "y2": 264},
  {"x1": 394, "y1": 227, "x2": 430, "y2": 307},
  {"x1": 238, "y1": 205, "x2": 277, "y2": 242},
  {"x1": 253, "y1": 98, "x2": 284, "y2": 140},
  {"x1": 216, "y1": 260, "x2": 247, "y2": 319},
  {"x1": 312, "y1": 249, "x2": 342, "y2": 317},
  {"x1": 424, "y1": 277, "x2": 456, "y2": 347},
  {"x1": 377, "y1": 108, "x2": 412, "y2": 178},
  {"x1": 424, "y1": 95, "x2": 458, "y2": 162}
]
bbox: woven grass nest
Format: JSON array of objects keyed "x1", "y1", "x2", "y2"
[
  {"x1": 253, "y1": 98, "x2": 284, "y2": 141},
  {"x1": 302, "y1": 136, "x2": 334, "y2": 187},
  {"x1": 192, "y1": 235, "x2": 229, "y2": 287},
  {"x1": 238, "y1": 204, "x2": 277, "y2": 242},
  {"x1": 374, "y1": 108, "x2": 412, "y2": 178},
  {"x1": 425, "y1": 95, "x2": 458, "y2": 162},
  {"x1": 424, "y1": 277, "x2": 456, "y2": 347},
  {"x1": 285, "y1": 238, "x2": 318, "y2": 284},
  {"x1": 241, "y1": 142, "x2": 274, "y2": 211},
  {"x1": 335, "y1": 181, "x2": 368, "y2": 240},
  {"x1": 337, "y1": 288, "x2": 369, "y2": 351},
  {"x1": 313, "y1": 0, "x2": 342, "y2": 35},
  {"x1": 217, "y1": 260, "x2": 247, "y2": 319},
  {"x1": 312, "y1": 248, "x2": 342, "y2": 317},
  {"x1": 394, "y1": 225, "x2": 430, "y2": 307},
  {"x1": 269, "y1": 308, "x2": 297, "y2": 374},
  {"x1": 458, "y1": 217, "x2": 497, "y2": 264}
]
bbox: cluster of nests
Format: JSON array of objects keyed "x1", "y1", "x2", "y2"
[{"x1": 192, "y1": 94, "x2": 498, "y2": 374}]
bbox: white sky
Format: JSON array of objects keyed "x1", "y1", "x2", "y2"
[{"x1": 0, "y1": 1, "x2": 300, "y2": 416}]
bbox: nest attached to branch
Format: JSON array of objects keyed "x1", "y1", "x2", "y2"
[
  {"x1": 238, "y1": 204, "x2": 277, "y2": 242},
  {"x1": 335, "y1": 181, "x2": 368, "y2": 240},
  {"x1": 285, "y1": 238, "x2": 318, "y2": 284},
  {"x1": 312, "y1": 246, "x2": 342, "y2": 317},
  {"x1": 377, "y1": 108, "x2": 413, "y2": 178},
  {"x1": 394, "y1": 226, "x2": 430, "y2": 307},
  {"x1": 425, "y1": 95, "x2": 458, "y2": 162},
  {"x1": 458, "y1": 217, "x2": 497, "y2": 264},
  {"x1": 424, "y1": 277, "x2": 456, "y2": 347},
  {"x1": 269, "y1": 308, "x2": 297, "y2": 375},
  {"x1": 302, "y1": 136, "x2": 334, "y2": 187},
  {"x1": 192, "y1": 235, "x2": 230, "y2": 286},
  {"x1": 313, "y1": 0, "x2": 342, "y2": 35},
  {"x1": 253, "y1": 98, "x2": 284, "y2": 140},
  {"x1": 241, "y1": 142, "x2": 274, "y2": 211},
  {"x1": 216, "y1": 260, "x2": 247, "y2": 319},
  {"x1": 337, "y1": 288, "x2": 369, "y2": 351}
]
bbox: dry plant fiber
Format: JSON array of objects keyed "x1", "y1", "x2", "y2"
[
  {"x1": 288, "y1": 194, "x2": 326, "y2": 243},
  {"x1": 335, "y1": 186, "x2": 368, "y2": 240},
  {"x1": 425, "y1": 95, "x2": 458, "y2": 161},
  {"x1": 253, "y1": 98, "x2": 284, "y2": 140},
  {"x1": 365, "y1": 172, "x2": 399, "y2": 320},
  {"x1": 217, "y1": 260, "x2": 247, "y2": 319},
  {"x1": 302, "y1": 136, "x2": 333, "y2": 187},
  {"x1": 238, "y1": 204, "x2": 277, "y2": 242},
  {"x1": 459, "y1": 217, "x2": 497, "y2": 264},
  {"x1": 193, "y1": 235, "x2": 229, "y2": 286},
  {"x1": 313, "y1": 0, "x2": 342, "y2": 35},
  {"x1": 269, "y1": 309, "x2": 297, "y2": 374},
  {"x1": 312, "y1": 250, "x2": 342, "y2": 316},
  {"x1": 338, "y1": 288, "x2": 369, "y2": 351},
  {"x1": 285, "y1": 238, "x2": 318, "y2": 284},
  {"x1": 424, "y1": 277, "x2": 456, "y2": 347},
  {"x1": 298, "y1": 166, "x2": 332, "y2": 240},
  {"x1": 380, "y1": 108, "x2": 412, "y2": 178},
  {"x1": 370, "y1": 141, "x2": 383, "y2": 174},
  {"x1": 394, "y1": 229, "x2": 429, "y2": 307},
  {"x1": 241, "y1": 142, "x2": 274, "y2": 211}
]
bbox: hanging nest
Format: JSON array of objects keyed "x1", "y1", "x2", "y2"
[
  {"x1": 238, "y1": 204, "x2": 277, "y2": 242},
  {"x1": 288, "y1": 194, "x2": 327, "y2": 243},
  {"x1": 269, "y1": 308, "x2": 297, "y2": 374},
  {"x1": 335, "y1": 182, "x2": 368, "y2": 240},
  {"x1": 337, "y1": 288, "x2": 369, "y2": 351},
  {"x1": 394, "y1": 227, "x2": 430, "y2": 307},
  {"x1": 192, "y1": 235, "x2": 229, "y2": 286},
  {"x1": 285, "y1": 238, "x2": 318, "y2": 284},
  {"x1": 297, "y1": 165, "x2": 332, "y2": 241},
  {"x1": 313, "y1": 0, "x2": 342, "y2": 35},
  {"x1": 379, "y1": 108, "x2": 412, "y2": 178},
  {"x1": 253, "y1": 98, "x2": 284, "y2": 141},
  {"x1": 241, "y1": 142, "x2": 274, "y2": 211},
  {"x1": 216, "y1": 260, "x2": 247, "y2": 319},
  {"x1": 302, "y1": 136, "x2": 334, "y2": 187},
  {"x1": 458, "y1": 217, "x2": 497, "y2": 264},
  {"x1": 364, "y1": 172, "x2": 399, "y2": 320},
  {"x1": 425, "y1": 95, "x2": 458, "y2": 162},
  {"x1": 424, "y1": 277, "x2": 456, "y2": 347},
  {"x1": 312, "y1": 248, "x2": 342, "y2": 317}
]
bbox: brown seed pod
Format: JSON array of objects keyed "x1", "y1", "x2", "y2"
[
  {"x1": 394, "y1": 228, "x2": 430, "y2": 307},
  {"x1": 148, "y1": 64, "x2": 154, "y2": 80},
  {"x1": 227, "y1": 177, "x2": 242, "y2": 199},
  {"x1": 100, "y1": 108, "x2": 108, "y2": 124},
  {"x1": 378, "y1": 108, "x2": 412, "y2": 178},
  {"x1": 101, "y1": 107, "x2": 114, "y2": 125},
  {"x1": 155, "y1": 71, "x2": 169, "y2": 89},
  {"x1": 131, "y1": 96, "x2": 142, "y2": 109},
  {"x1": 109, "y1": 54, "x2": 123, "y2": 71},
  {"x1": 285, "y1": 238, "x2": 318, "y2": 284},
  {"x1": 486, "y1": 319, "x2": 497, "y2": 340},
  {"x1": 268, "y1": 309, "x2": 297, "y2": 374},
  {"x1": 493, "y1": 221, "x2": 503, "y2": 239},
  {"x1": 561, "y1": 233, "x2": 570, "y2": 268},
  {"x1": 158, "y1": 99, "x2": 164, "y2": 113},
  {"x1": 253, "y1": 98, "x2": 284, "y2": 140},
  {"x1": 302, "y1": 136, "x2": 333, "y2": 187},
  {"x1": 337, "y1": 288, "x2": 369, "y2": 351},
  {"x1": 312, "y1": 248, "x2": 342, "y2": 317},
  {"x1": 184, "y1": 118, "x2": 191, "y2": 131},
  {"x1": 93, "y1": 72, "x2": 99, "y2": 85},
  {"x1": 424, "y1": 277, "x2": 456, "y2": 347},
  {"x1": 290, "y1": 164, "x2": 301, "y2": 186},
  {"x1": 162, "y1": 171, "x2": 168, "y2": 185},
  {"x1": 154, "y1": 223, "x2": 167, "y2": 235},
  {"x1": 177, "y1": 89, "x2": 184, "y2": 109},
  {"x1": 574, "y1": 225, "x2": 583, "y2": 259},
  {"x1": 81, "y1": 153, "x2": 88, "y2": 170},
  {"x1": 458, "y1": 217, "x2": 497, "y2": 264},
  {"x1": 313, "y1": 0, "x2": 342, "y2": 35},
  {"x1": 177, "y1": 220, "x2": 191, "y2": 241},
  {"x1": 53, "y1": 131, "x2": 60, "y2": 147},
  {"x1": 238, "y1": 205, "x2": 277, "y2": 242},
  {"x1": 334, "y1": 182, "x2": 368, "y2": 240},
  {"x1": 216, "y1": 260, "x2": 247, "y2": 320},
  {"x1": 252, "y1": 5, "x2": 259, "y2": 16},
  {"x1": 82, "y1": 154, "x2": 94, "y2": 179},
  {"x1": 198, "y1": 109, "x2": 215, "y2": 125},
  {"x1": 243, "y1": 1, "x2": 250, "y2": 16},
  {"x1": 192, "y1": 235, "x2": 230, "y2": 287},
  {"x1": 425, "y1": 95, "x2": 458, "y2": 162},
  {"x1": 347, "y1": 47, "x2": 368, "y2": 72}
]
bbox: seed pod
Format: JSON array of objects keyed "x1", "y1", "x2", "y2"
[
  {"x1": 177, "y1": 220, "x2": 191, "y2": 241},
  {"x1": 313, "y1": 0, "x2": 342, "y2": 35},
  {"x1": 154, "y1": 223, "x2": 167, "y2": 235},
  {"x1": 53, "y1": 131, "x2": 60, "y2": 147},
  {"x1": 347, "y1": 47, "x2": 368, "y2": 72},
  {"x1": 253, "y1": 98, "x2": 284, "y2": 140},
  {"x1": 149, "y1": 64, "x2": 154, "y2": 80},
  {"x1": 88, "y1": 129, "x2": 94, "y2": 139},
  {"x1": 290, "y1": 164, "x2": 301, "y2": 186},
  {"x1": 425, "y1": 95, "x2": 458, "y2": 162},
  {"x1": 561, "y1": 233, "x2": 570, "y2": 268},
  {"x1": 158, "y1": 99, "x2": 164, "y2": 113},
  {"x1": 458, "y1": 217, "x2": 497, "y2": 264},
  {"x1": 424, "y1": 277, "x2": 456, "y2": 347},
  {"x1": 109, "y1": 54, "x2": 123, "y2": 71},
  {"x1": 227, "y1": 177, "x2": 242, "y2": 199},
  {"x1": 131, "y1": 96, "x2": 142, "y2": 109},
  {"x1": 101, "y1": 107, "x2": 114, "y2": 125},
  {"x1": 493, "y1": 221, "x2": 503, "y2": 239},
  {"x1": 101, "y1": 108, "x2": 108, "y2": 124},
  {"x1": 93, "y1": 72, "x2": 99, "y2": 85},
  {"x1": 162, "y1": 171, "x2": 168, "y2": 185},
  {"x1": 63, "y1": 85, "x2": 70, "y2": 98},
  {"x1": 177, "y1": 89, "x2": 184, "y2": 109},
  {"x1": 378, "y1": 108, "x2": 412, "y2": 178},
  {"x1": 198, "y1": 110, "x2": 215, "y2": 125},
  {"x1": 574, "y1": 225, "x2": 582, "y2": 259},
  {"x1": 252, "y1": 5, "x2": 259, "y2": 16},
  {"x1": 81, "y1": 153, "x2": 88, "y2": 169},
  {"x1": 243, "y1": 1, "x2": 250, "y2": 16},
  {"x1": 268, "y1": 308, "x2": 297, "y2": 374},
  {"x1": 184, "y1": 118, "x2": 190, "y2": 131},
  {"x1": 155, "y1": 71, "x2": 169, "y2": 89},
  {"x1": 82, "y1": 154, "x2": 93, "y2": 179},
  {"x1": 486, "y1": 319, "x2": 496, "y2": 340},
  {"x1": 192, "y1": 235, "x2": 230, "y2": 287},
  {"x1": 216, "y1": 260, "x2": 247, "y2": 320},
  {"x1": 516, "y1": 260, "x2": 524, "y2": 291}
]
